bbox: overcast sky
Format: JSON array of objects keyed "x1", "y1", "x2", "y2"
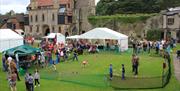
[{"x1": 0, "y1": 0, "x2": 100, "y2": 14}]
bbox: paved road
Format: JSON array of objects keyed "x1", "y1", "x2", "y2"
[{"x1": 173, "y1": 55, "x2": 180, "y2": 82}]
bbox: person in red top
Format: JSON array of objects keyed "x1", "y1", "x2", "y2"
[{"x1": 48, "y1": 43, "x2": 54, "y2": 52}]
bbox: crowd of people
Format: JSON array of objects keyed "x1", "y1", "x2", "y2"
[
  {"x1": 132, "y1": 38, "x2": 176, "y2": 56},
  {"x1": 37, "y1": 39, "x2": 106, "y2": 66},
  {"x1": 1, "y1": 36, "x2": 178, "y2": 90},
  {"x1": 1, "y1": 39, "x2": 105, "y2": 91}
]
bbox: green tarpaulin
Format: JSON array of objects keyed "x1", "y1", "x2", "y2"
[{"x1": 4, "y1": 45, "x2": 41, "y2": 56}]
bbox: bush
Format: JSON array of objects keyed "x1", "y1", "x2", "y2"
[
  {"x1": 88, "y1": 14, "x2": 156, "y2": 26},
  {"x1": 146, "y1": 29, "x2": 162, "y2": 41}
]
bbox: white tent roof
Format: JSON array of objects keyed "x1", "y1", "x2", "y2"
[
  {"x1": 15, "y1": 29, "x2": 24, "y2": 33},
  {"x1": 43, "y1": 33, "x2": 65, "y2": 38},
  {"x1": 0, "y1": 29, "x2": 23, "y2": 40},
  {"x1": 66, "y1": 35, "x2": 80, "y2": 39},
  {"x1": 79, "y1": 28, "x2": 128, "y2": 40}
]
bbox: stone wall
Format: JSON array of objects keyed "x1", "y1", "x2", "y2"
[{"x1": 89, "y1": 14, "x2": 163, "y2": 38}]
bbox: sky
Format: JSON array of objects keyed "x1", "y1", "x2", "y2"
[{"x1": 0, "y1": 0, "x2": 100, "y2": 14}]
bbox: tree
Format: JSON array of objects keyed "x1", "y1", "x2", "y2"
[
  {"x1": 146, "y1": 29, "x2": 162, "y2": 41},
  {"x1": 96, "y1": 0, "x2": 180, "y2": 15}
]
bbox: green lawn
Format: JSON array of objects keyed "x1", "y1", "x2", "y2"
[{"x1": 0, "y1": 47, "x2": 180, "y2": 91}]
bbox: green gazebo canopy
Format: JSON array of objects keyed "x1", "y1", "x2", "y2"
[{"x1": 4, "y1": 45, "x2": 41, "y2": 56}]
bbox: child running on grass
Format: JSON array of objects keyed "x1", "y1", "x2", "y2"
[{"x1": 82, "y1": 60, "x2": 88, "y2": 68}]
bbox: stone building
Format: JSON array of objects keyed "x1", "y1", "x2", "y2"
[
  {"x1": 25, "y1": 0, "x2": 95, "y2": 38},
  {"x1": 162, "y1": 7, "x2": 180, "y2": 42},
  {"x1": 0, "y1": 14, "x2": 27, "y2": 31},
  {"x1": 73, "y1": 0, "x2": 95, "y2": 34}
]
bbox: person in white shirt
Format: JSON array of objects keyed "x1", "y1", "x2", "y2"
[
  {"x1": 34, "y1": 70, "x2": 40, "y2": 87},
  {"x1": 28, "y1": 73, "x2": 34, "y2": 91}
]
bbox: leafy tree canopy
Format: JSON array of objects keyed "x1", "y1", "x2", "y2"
[{"x1": 96, "y1": 0, "x2": 180, "y2": 15}]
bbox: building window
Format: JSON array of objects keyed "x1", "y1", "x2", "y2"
[
  {"x1": 42, "y1": 14, "x2": 45, "y2": 21},
  {"x1": 35, "y1": 15, "x2": 38, "y2": 22},
  {"x1": 59, "y1": 4, "x2": 66, "y2": 13},
  {"x1": 30, "y1": 25, "x2": 33, "y2": 33},
  {"x1": 167, "y1": 18, "x2": 174, "y2": 25},
  {"x1": 68, "y1": 16, "x2": 72, "y2": 23},
  {"x1": 52, "y1": 26, "x2": 55, "y2": 32},
  {"x1": 36, "y1": 25, "x2": 39, "y2": 32},
  {"x1": 58, "y1": 15, "x2": 65, "y2": 24},
  {"x1": 12, "y1": 24, "x2": 16, "y2": 29},
  {"x1": 59, "y1": 27, "x2": 61, "y2": 33},
  {"x1": 27, "y1": 7, "x2": 31, "y2": 11},
  {"x1": 24, "y1": 16, "x2": 29, "y2": 25},
  {"x1": 7, "y1": 23, "x2": 12, "y2": 29},
  {"x1": 30, "y1": 15, "x2": 33, "y2": 22},
  {"x1": 68, "y1": 4, "x2": 70, "y2": 8},
  {"x1": 52, "y1": 13, "x2": 55, "y2": 21}
]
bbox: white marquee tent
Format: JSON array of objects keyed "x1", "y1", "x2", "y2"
[
  {"x1": 0, "y1": 29, "x2": 24, "y2": 52},
  {"x1": 15, "y1": 29, "x2": 24, "y2": 36},
  {"x1": 43, "y1": 33, "x2": 65, "y2": 44},
  {"x1": 79, "y1": 28, "x2": 128, "y2": 51},
  {"x1": 66, "y1": 35, "x2": 80, "y2": 39}
]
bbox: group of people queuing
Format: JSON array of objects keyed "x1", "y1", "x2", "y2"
[{"x1": 132, "y1": 38, "x2": 176, "y2": 56}]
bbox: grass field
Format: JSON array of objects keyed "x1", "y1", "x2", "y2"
[{"x1": 0, "y1": 45, "x2": 180, "y2": 91}]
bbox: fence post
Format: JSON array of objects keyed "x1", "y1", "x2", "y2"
[{"x1": 162, "y1": 66, "x2": 164, "y2": 87}]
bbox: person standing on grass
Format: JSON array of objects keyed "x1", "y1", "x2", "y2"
[
  {"x1": 73, "y1": 49, "x2": 78, "y2": 61},
  {"x1": 109, "y1": 64, "x2": 113, "y2": 80},
  {"x1": 28, "y1": 73, "x2": 34, "y2": 91},
  {"x1": 52, "y1": 61, "x2": 57, "y2": 71},
  {"x1": 122, "y1": 64, "x2": 125, "y2": 80},
  {"x1": 37, "y1": 54, "x2": 41, "y2": 67},
  {"x1": 2, "y1": 55, "x2": 7, "y2": 71},
  {"x1": 155, "y1": 41, "x2": 160, "y2": 54},
  {"x1": 10, "y1": 59, "x2": 20, "y2": 81},
  {"x1": 25, "y1": 72, "x2": 29, "y2": 91},
  {"x1": 34, "y1": 70, "x2": 40, "y2": 87},
  {"x1": 63, "y1": 49, "x2": 68, "y2": 61},
  {"x1": 134, "y1": 55, "x2": 139, "y2": 77},
  {"x1": 55, "y1": 49, "x2": 60, "y2": 63},
  {"x1": 131, "y1": 54, "x2": 136, "y2": 72},
  {"x1": 10, "y1": 71, "x2": 17, "y2": 91},
  {"x1": 147, "y1": 41, "x2": 151, "y2": 53}
]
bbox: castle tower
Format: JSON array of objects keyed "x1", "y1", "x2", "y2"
[{"x1": 74, "y1": 0, "x2": 96, "y2": 34}]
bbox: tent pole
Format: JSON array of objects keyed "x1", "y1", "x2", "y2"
[{"x1": 15, "y1": 53, "x2": 20, "y2": 72}]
